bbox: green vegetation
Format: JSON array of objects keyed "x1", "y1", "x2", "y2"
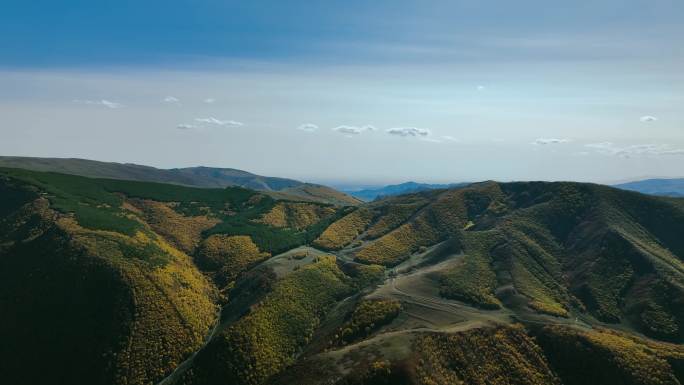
[
  {"x1": 365, "y1": 198, "x2": 428, "y2": 239},
  {"x1": 535, "y1": 325, "x2": 684, "y2": 385},
  {"x1": 355, "y1": 216, "x2": 441, "y2": 266},
  {"x1": 342, "y1": 263, "x2": 386, "y2": 290},
  {"x1": 353, "y1": 184, "x2": 507, "y2": 267},
  {"x1": 196, "y1": 234, "x2": 271, "y2": 288},
  {"x1": 0, "y1": 177, "x2": 39, "y2": 217},
  {"x1": 0, "y1": 185, "x2": 219, "y2": 385},
  {"x1": 495, "y1": 225, "x2": 570, "y2": 317},
  {"x1": 255, "y1": 202, "x2": 336, "y2": 230},
  {"x1": 4, "y1": 168, "x2": 684, "y2": 385},
  {"x1": 332, "y1": 299, "x2": 401, "y2": 346},
  {"x1": 337, "y1": 360, "x2": 413, "y2": 385},
  {"x1": 414, "y1": 326, "x2": 561, "y2": 385},
  {"x1": 437, "y1": 231, "x2": 501, "y2": 309},
  {"x1": 314, "y1": 208, "x2": 374, "y2": 250},
  {"x1": 510, "y1": 260, "x2": 568, "y2": 317},
  {"x1": 206, "y1": 197, "x2": 346, "y2": 255},
  {"x1": 0, "y1": 169, "x2": 347, "y2": 385},
  {"x1": 181, "y1": 256, "x2": 355, "y2": 385},
  {"x1": 0, "y1": 168, "x2": 342, "y2": 255},
  {"x1": 127, "y1": 198, "x2": 219, "y2": 253},
  {"x1": 0, "y1": 167, "x2": 254, "y2": 235}
]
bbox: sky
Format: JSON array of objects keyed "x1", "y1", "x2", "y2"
[{"x1": 1, "y1": 0, "x2": 683, "y2": 186}]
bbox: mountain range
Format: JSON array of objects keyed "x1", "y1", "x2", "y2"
[
  {"x1": 0, "y1": 156, "x2": 361, "y2": 206},
  {"x1": 614, "y1": 178, "x2": 684, "y2": 198},
  {"x1": 1, "y1": 164, "x2": 683, "y2": 385},
  {"x1": 345, "y1": 178, "x2": 684, "y2": 202},
  {"x1": 343, "y1": 181, "x2": 469, "y2": 201}
]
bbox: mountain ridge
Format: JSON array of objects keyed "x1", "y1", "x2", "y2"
[
  {"x1": 614, "y1": 178, "x2": 684, "y2": 198},
  {"x1": 344, "y1": 181, "x2": 470, "y2": 201},
  {"x1": 0, "y1": 156, "x2": 361, "y2": 206},
  {"x1": 1, "y1": 168, "x2": 683, "y2": 385}
]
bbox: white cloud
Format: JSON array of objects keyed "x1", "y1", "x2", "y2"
[
  {"x1": 640, "y1": 115, "x2": 657, "y2": 122},
  {"x1": 386, "y1": 127, "x2": 430, "y2": 137},
  {"x1": 297, "y1": 123, "x2": 319, "y2": 132},
  {"x1": 477, "y1": 85, "x2": 486, "y2": 91},
  {"x1": 178, "y1": 118, "x2": 243, "y2": 130},
  {"x1": 73, "y1": 99, "x2": 123, "y2": 109},
  {"x1": 204, "y1": 98, "x2": 216, "y2": 104},
  {"x1": 585, "y1": 142, "x2": 615, "y2": 152},
  {"x1": 585, "y1": 142, "x2": 684, "y2": 158},
  {"x1": 163, "y1": 96, "x2": 180, "y2": 104},
  {"x1": 441, "y1": 135, "x2": 460, "y2": 142},
  {"x1": 194, "y1": 117, "x2": 244, "y2": 127},
  {"x1": 532, "y1": 138, "x2": 570, "y2": 145},
  {"x1": 332, "y1": 125, "x2": 376, "y2": 135}
]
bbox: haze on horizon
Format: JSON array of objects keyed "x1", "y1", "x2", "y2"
[{"x1": 1, "y1": 0, "x2": 683, "y2": 186}]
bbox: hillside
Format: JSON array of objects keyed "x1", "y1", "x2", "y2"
[
  {"x1": 615, "y1": 178, "x2": 684, "y2": 198},
  {"x1": 170, "y1": 180, "x2": 684, "y2": 385},
  {"x1": 0, "y1": 167, "x2": 349, "y2": 385},
  {"x1": 343, "y1": 181, "x2": 468, "y2": 201},
  {"x1": 0, "y1": 156, "x2": 361, "y2": 206},
  {"x1": 1, "y1": 171, "x2": 683, "y2": 385}
]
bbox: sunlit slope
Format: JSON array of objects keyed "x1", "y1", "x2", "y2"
[
  {"x1": 0, "y1": 168, "x2": 346, "y2": 385},
  {"x1": 155, "y1": 181, "x2": 684, "y2": 385},
  {"x1": 2, "y1": 169, "x2": 684, "y2": 385},
  {"x1": 319, "y1": 181, "x2": 684, "y2": 341},
  {"x1": 273, "y1": 324, "x2": 683, "y2": 385}
]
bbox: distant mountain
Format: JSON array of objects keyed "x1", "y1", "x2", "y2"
[
  {"x1": 344, "y1": 181, "x2": 469, "y2": 201},
  {"x1": 614, "y1": 178, "x2": 684, "y2": 197},
  {"x1": 0, "y1": 156, "x2": 360, "y2": 206}
]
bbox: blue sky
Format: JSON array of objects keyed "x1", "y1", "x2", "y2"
[
  {"x1": 1, "y1": 1, "x2": 683, "y2": 185},
  {"x1": 3, "y1": 0, "x2": 682, "y2": 67}
]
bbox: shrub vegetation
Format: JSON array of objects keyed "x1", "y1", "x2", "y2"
[{"x1": 314, "y1": 208, "x2": 374, "y2": 250}]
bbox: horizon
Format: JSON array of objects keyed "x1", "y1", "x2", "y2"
[
  {"x1": 2, "y1": 1, "x2": 683, "y2": 184},
  {"x1": 3, "y1": 3, "x2": 684, "y2": 382},
  {"x1": 1, "y1": 154, "x2": 681, "y2": 188}
]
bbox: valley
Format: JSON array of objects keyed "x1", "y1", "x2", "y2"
[
  {"x1": 1, "y1": 167, "x2": 683, "y2": 385},
  {"x1": 5, "y1": 1, "x2": 683, "y2": 384}
]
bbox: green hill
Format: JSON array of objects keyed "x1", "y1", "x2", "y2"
[
  {"x1": 0, "y1": 167, "x2": 347, "y2": 385},
  {"x1": 0, "y1": 156, "x2": 361, "y2": 206},
  {"x1": 1, "y1": 170, "x2": 683, "y2": 385}
]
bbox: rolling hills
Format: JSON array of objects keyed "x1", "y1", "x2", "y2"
[
  {"x1": 0, "y1": 167, "x2": 350, "y2": 385},
  {"x1": 0, "y1": 156, "x2": 361, "y2": 206},
  {"x1": 1, "y1": 168, "x2": 683, "y2": 385}
]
